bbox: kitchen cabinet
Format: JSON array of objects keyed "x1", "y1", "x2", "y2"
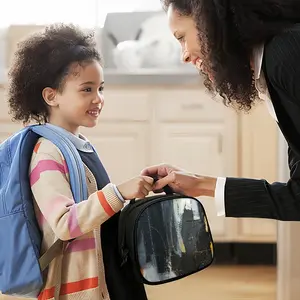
[
  {"x1": 83, "y1": 86, "x2": 278, "y2": 242},
  {"x1": 0, "y1": 23, "x2": 279, "y2": 243},
  {"x1": 236, "y1": 102, "x2": 278, "y2": 242},
  {"x1": 151, "y1": 88, "x2": 238, "y2": 241},
  {"x1": 80, "y1": 88, "x2": 151, "y2": 184},
  {"x1": 0, "y1": 82, "x2": 279, "y2": 243},
  {"x1": 0, "y1": 85, "x2": 23, "y2": 143},
  {"x1": 84, "y1": 86, "x2": 239, "y2": 242}
]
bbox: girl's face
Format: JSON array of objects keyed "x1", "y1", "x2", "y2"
[
  {"x1": 167, "y1": 3, "x2": 213, "y2": 80},
  {"x1": 42, "y1": 60, "x2": 104, "y2": 134}
]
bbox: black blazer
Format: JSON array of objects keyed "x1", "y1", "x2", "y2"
[{"x1": 225, "y1": 24, "x2": 300, "y2": 221}]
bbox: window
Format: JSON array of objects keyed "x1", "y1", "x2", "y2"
[
  {"x1": 0, "y1": 0, "x2": 163, "y2": 77},
  {"x1": 1, "y1": 0, "x2": 162, "y2": 28},
  {"x1": 1, "y1": 0, "x2": 98, "y2": 28}
]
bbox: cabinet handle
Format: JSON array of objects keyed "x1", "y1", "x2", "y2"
[{"x1": 181, "y1": 103, "x2": 203, "y2": 110}]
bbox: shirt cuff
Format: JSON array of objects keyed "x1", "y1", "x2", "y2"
[
  {"x1": 112, "y1": 184, "x2": 125, "y2": 203},
  {"x1": 215, "y1": 177, "x2": 226, "y2": 216}
]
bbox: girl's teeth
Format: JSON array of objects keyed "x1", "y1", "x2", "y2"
[{"x1": 88, "y1": 110, "x2": 99, "y2": 116}]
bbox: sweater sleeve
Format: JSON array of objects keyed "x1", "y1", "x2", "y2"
[{"x1": 29, "y1": 138, "x2": 124, "y2": 241}]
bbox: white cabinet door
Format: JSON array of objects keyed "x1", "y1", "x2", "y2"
[
  {"x1": 153, "y1": 88, "x2": 238, "y2": 241},
  {"x1": 154, "y1": 122, "x2": 235, "y2": 241},
  {"x1": 80, "y1": 123, "x2": 150, "y2": 185},
  {"x1": 237, "y1": 103, "x2": 278, "y2": 242},
  {"x1": 80, "y1": 87, "x2": 152, "y2": 184}
]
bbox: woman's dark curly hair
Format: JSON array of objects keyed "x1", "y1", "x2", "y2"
[
  {"x1": 161, "y1": 0, "x2": 300, "y2": 111},
  {"x1": 8, "y1": 23, "x2": 101, "y2": 124}
]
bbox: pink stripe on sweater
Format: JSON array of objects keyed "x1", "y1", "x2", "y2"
[
  {"x1": 35, "y1": 195, "x2": 75, "y2": 227},
  {"x1": 62, "y1": 160, "x2": 69, "y2": 173},
  {"x1": 43, "y1": 195, "x2": 74, "y2": 219},
  {"x1": 68, "y1": 206, "x2": 83, "y2": 238},
  {"x1": 65, "y1": 238, "x2": 96, "y2": 253},
  {"x1": 30, "y1": 159, "x2": 67, "y2": 186}
]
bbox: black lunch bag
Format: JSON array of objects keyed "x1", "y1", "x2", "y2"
[{"x1": 118, "y1": 188, "x2": 215, "y2": 286}]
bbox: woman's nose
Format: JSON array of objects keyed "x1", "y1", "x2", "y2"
[{"x1": 181, "y1": 50, "x2": 191, "y2": 63}]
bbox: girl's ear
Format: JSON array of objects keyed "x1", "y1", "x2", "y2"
[{"x1": 42, "y1": 87, "x2": 59, "y2": 107}]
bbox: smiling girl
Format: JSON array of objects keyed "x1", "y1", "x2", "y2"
[{"x1": 8, "y1": 24, "x2": 152, "y2": 300}]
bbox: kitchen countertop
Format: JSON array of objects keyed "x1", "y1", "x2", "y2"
[
  {"x1": 0, "y1": 68, "x2": 204, "y2": 87},
  {"x1": 103, "y1": 68, "x2": 204, "y2": 86}
]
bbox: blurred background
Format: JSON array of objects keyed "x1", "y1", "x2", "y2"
[{"x1": 1, "y1": 1, "x2": 300, "y2": 299}]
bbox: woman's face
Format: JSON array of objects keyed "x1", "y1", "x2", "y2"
[{"x1": 167, "y1": 4, "x2": 203, "y2": 71}]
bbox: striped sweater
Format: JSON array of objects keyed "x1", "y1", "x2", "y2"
[{"x1": 29, "y1": 137, "x2": 124, "y2": 300}]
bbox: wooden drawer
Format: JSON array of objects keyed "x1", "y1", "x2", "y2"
[
  {"x1": 100, "y1": 90, "x2": 151, "y2": 121},
  {"x1": 156, "y1": 89, "x2": 224, "y2": 122}
]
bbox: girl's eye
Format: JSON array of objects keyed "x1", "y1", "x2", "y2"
[
  {"x1": 83, "y1": 87, "x2": 92, "y2": 92},
  {"x1": 99, "y1": 86, "x2": 104, "y2": 92}
]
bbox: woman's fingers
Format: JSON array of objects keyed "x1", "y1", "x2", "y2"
[{"x1": 153, "y1": 172, "x2": 176, "y2": 190}]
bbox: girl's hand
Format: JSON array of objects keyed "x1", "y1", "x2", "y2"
[{"x1": 117, "y1": 176, "x2": 154, "y2": 200}]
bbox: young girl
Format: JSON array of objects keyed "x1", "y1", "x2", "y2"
[{"x1": 7, "y1": 24, "x2": 153, "y2": 300}]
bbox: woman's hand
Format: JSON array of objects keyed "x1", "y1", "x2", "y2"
[
  {"x1": 117, "y1": 175, "x2": 154, "y2": 200},
  {"x1": 141, "y1": 164, "x2": 217, "y2": 197}
]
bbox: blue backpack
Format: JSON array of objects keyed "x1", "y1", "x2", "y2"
[{"x1": 0, "y1": 124, "x2": 88, "y2": 298}]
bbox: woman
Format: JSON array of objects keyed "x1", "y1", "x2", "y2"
[{"x1": 142, "y1": 0, "x2": 300, "y2": 221}]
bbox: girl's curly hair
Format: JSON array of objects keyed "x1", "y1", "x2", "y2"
[
  {"x1": 8, "y1": 23, "x2": 101, "y2": 124},
  {"x1": 161, "y1": 0, "x2": 300, "y2": 111}
]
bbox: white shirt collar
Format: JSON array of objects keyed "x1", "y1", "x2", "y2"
[
  {"x1": 45, "y1": 123, "x2": 94, "y2": 153},
  {"x1": 253, "y1": 44, "x2": 264, "y2": 80},
  {"x1": 252, "y1": 44, "x2": 278, "y2": 122}
]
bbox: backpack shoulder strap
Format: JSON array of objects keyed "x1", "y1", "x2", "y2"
[
  {"x1": 39, "y1": 239, "x2": 64, "y2": 271},
  {"x1": 31, "y1": 125, "x2": 88, "y2": 202},
  {"x1": 30, "y1": 124, "x2": 88, "y2": 271}
]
